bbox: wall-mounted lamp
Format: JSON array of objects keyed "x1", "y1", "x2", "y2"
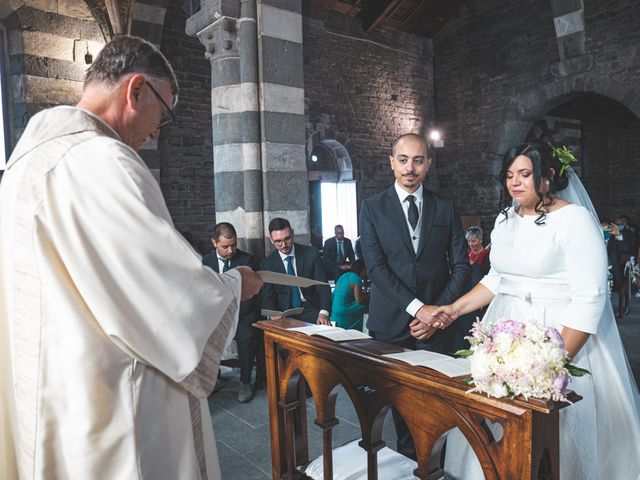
[
  {"x1": 311, "y1": 154, "x2": 318, "y2": 162},
  {"x1": 429, "y1": 129, "x2": 444, "y2": 148},
  {"x1": 73, "y1": 40, "x2": 93, "y2": 64},
  {"x1": 84, "y1": 42, "x2": 93, "y2": 64}
]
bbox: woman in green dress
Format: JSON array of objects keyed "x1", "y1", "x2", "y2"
[{"x1": 331, "y1": 260, "x2": 369, "y2": 331}]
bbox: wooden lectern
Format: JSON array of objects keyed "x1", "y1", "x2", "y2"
[{"x1": 256, "y1": 318, "x2": 579, "y2": 480}]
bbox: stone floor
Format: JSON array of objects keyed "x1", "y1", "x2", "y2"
[{"x1": 209, "y1": 293, "x2": 640, "y2": 479}]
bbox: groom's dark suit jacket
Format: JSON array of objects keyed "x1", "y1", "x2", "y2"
[
  {"x1": 260, "y1": 243, "x2": 331, "y2": 320},
  {"x1": 360, "y1": 185, "x2": 470, "y2": 347}
]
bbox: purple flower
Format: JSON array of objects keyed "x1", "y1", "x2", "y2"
[
  {"x1": 491, "y1": 319, "x2": 525, "y2": 338},
  {"x1": 553, "y1": 374, "x2": 569, "y2": 392},
  {"x1": 545, "y1": 327, "x2": 565, "y2": 348}
]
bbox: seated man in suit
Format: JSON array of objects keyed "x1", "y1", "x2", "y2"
[
  {"x1": 261, "y1": 218, "x2": 332, "y2": 325},
  {"x1": 203, "y1": 222, "x2": 263, "y2": 403},
  {"x1": 360, "y1": 133, "x2": 470, "y2": 459},
  {"x1": 322, "y1": 224, "x2": 355, "y2": 281}
]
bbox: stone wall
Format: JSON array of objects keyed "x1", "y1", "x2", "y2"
[
  {"x1": 2, "y1": 1, "x2": 105, "y2": 147},
  {"x1": 302, "y1": 1, "x2": 434, "y2": 205},
  {"x1": 433, "y1": 0, "x2": 640, "y2": 232},
  {"x1": 156, "y1": 0, "x2": 214, "y2": 251}
]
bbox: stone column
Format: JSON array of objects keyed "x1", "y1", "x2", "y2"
[
  {"x1": 188, "y1": 0, "x2": 308, "y2": 255},
  {"x1": 189, "y1": 1, "x2": 264, "y2": 257},
  {"x1": 257, "y1": 0, "x2": 309, "y2": 248}
]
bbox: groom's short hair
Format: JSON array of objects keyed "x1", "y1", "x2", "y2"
[{"x1": 391, "y1": 133, "x2": 432, "y2": 158}]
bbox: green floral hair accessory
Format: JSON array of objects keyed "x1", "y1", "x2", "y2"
[{"x1": 549, "y1": 143, "x2": 577, "y2": 177}]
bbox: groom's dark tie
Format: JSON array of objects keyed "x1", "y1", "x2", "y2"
[{"x1": 407, "y1": 195, "x2": 419, "y2": 230}]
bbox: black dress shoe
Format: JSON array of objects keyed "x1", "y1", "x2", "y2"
[{"x1": 237, "y1": 383, "x2": 254, "y2": 403}]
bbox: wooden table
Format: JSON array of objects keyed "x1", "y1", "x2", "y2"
[{"x1": 256, "y1": 318, "x2": 579, "y2": 480}]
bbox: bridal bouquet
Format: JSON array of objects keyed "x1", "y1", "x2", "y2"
[{"x1": 456, "y1": 319, "x2": 589, "y2": 402}]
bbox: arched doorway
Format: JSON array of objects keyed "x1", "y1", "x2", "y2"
[
  {"x1": 523, "y1": 93, "x2": 640, "y2": 223},
  {"x1": 307, "y1": 139, "x2": 357, "y2": 250}
]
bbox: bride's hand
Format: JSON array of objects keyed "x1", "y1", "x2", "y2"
[
  {"x1": 415, "y1": 304, "x2": 453, "y2": 327},
  {"x1": 430, "y1": 305, "x2": 460, "y2": 329}
]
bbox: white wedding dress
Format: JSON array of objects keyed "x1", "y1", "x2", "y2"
[{"x1": 445, "y1": 204, "x2": 640, "y2": 480}]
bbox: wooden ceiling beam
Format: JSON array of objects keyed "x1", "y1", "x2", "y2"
[
  {"x1": 358, "y1": 0, "x2": 403, "y2": 33},
  {"x1": 105, "y1": 0, "x2": 126, "y2": 34}
]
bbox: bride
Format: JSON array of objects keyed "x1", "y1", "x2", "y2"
[{"x1": 424, "y1": 139, "x2": 640, "y2": 479}]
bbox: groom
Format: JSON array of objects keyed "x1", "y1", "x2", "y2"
[{"x1": 360, "y1": 133, "x2": 470, "y2": 459}]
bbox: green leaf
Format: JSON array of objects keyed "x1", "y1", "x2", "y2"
[
  {"x1": 454, "y1": 349, "x2": 473, "y2": 357},
  {"x1": 506, "y1": 384, "x2": 515, "y2": 398},
  {"x1": 550, "y1": 144, "x2": 578, "y2": 176},
  {"x1": 566, "y1": 364, "x2": 591, "y2": 377},
  {"x1": 462, "y1": 377, "x2": 473, "y2": 385}
]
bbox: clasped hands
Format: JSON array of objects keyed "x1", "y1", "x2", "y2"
[{"x1": 409, "y1": 304, "x2": 459, "y2": 340}]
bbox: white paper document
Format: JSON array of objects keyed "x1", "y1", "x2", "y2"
[
  {"x1": 257, "y1": 270, "x2": 329, "y2": 288},
  {"x1": 287, "y1": 324, "x2": 371, "y2": 342},
  {"x1": 383, "y1": 350, "x2": 471, "y2": 377},
  {"x1": 261, "y1": 307, "x2": 304, "y2": 318}
]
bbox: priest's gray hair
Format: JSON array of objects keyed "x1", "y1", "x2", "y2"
[{"x1": 84, "y1": 35, "x2": 178, "y2": 96}]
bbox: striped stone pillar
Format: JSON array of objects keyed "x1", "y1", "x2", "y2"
[
  {"x1": 257, "y1": 0, "x2": 308, "y2": 248},
  {"x1": 549, "y1": 0, "x2": 592, "y2": 77},
  {"x1": 214, "y1": 0, "x2": 264, "y2": 255},
  {"x1": 189, "y1": 0, "x2": 308, "y2": 255},
  {"x1": 193, "y1": 3, "x2": 265, "y2": 257}
]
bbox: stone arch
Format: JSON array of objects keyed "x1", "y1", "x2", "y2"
[
  {"x1": 307, "y1": 138, "x2": 354, "y2": 182},
  {"x1": 492, "y1": 79, "x2": 640, "y2": 222},
  {"x1": 0, "y1": 1, "x2": 23, "y2": 20},
  {"x1": 494, "y1": 76, "x2": 640, "y2": 162}
]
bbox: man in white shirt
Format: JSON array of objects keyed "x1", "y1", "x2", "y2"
[
  {"x1": 322, "y1": 224, "x2": 355, "y2": 281},
  {"x1": 0, "y1": 35, "x2": 262, "y2": 480},
  {"x1": 359, "y1": 133, "x2": 469, "y2": 459},
  {"x1": 261, "y1": 217, "x2": 332, "y2": 325},
  {"x1": 202, "y1": 222, "x2": 263, "y2": 402}
]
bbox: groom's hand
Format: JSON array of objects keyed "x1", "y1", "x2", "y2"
[
  {"x1": 415, "y1": 304, "x2": 453, "y2": 328},
  {"x1": 429, "y1": 304, "x2": 459, "y2": 329},
  {"x1": 409, "y1": 318, "x2": 437, "y2": 340}
]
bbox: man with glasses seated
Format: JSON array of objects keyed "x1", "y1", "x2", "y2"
[{"x1": 261, "y1": 218, "x2": 332, "y2": 325}]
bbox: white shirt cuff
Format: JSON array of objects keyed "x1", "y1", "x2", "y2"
[
  {"x1": 406, "y1": 299, "x2": 424, "y2": 317},
  {"x1": 319, "y1": 310, "x2": 330, "y2": 318}
]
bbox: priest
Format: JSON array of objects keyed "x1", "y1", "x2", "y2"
[{"x1": 0, "y1": 35, "x2": 262, "y2": 480}]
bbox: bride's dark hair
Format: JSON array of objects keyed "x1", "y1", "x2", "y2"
[{"x1": 498, "y1": 138, "x2": 569, "y2": 225}]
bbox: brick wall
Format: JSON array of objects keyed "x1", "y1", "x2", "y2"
[
  {"x1": 433, "y1": 0, "x2": 640, "y2": 232},
  {"x1": 157, "y1": 0, "x2": 214, "y2": 251},
  {"x1": 302, "y1": 1, "x2": 434, "y2": 205}
]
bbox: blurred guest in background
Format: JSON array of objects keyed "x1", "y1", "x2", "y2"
[{"x1": 331, "y1": 260, "x2": 369, "y2": 331}]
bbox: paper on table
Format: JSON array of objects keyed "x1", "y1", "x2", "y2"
[
  {"x1": 384, "y1": 350, "x2": 471, "y2": 377},
  {"x1": 261, "y1": 307, "x2": 304, "y2": 318},
  {"x1": 257, "y1": 270, "x2": 329, "y2": 288},
  {"x1": 288, "y1": 324, "x2": 371, "y2": 342}
]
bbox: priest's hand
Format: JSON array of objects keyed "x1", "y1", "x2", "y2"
[
  {"x1": 409, "y1": 318, "x2": 437, "y2": 340},
  {"x1": 235, "y1": 266, "x2": 263, "y2": 301}
]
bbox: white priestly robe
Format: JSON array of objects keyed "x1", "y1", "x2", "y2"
[{"x1": 0, "y1": 106, "x2": 241, "y2": 479}]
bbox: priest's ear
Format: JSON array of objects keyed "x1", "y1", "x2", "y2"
[{"x1": 125, "y1": 74, "x2": 146, "y2": 109}]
